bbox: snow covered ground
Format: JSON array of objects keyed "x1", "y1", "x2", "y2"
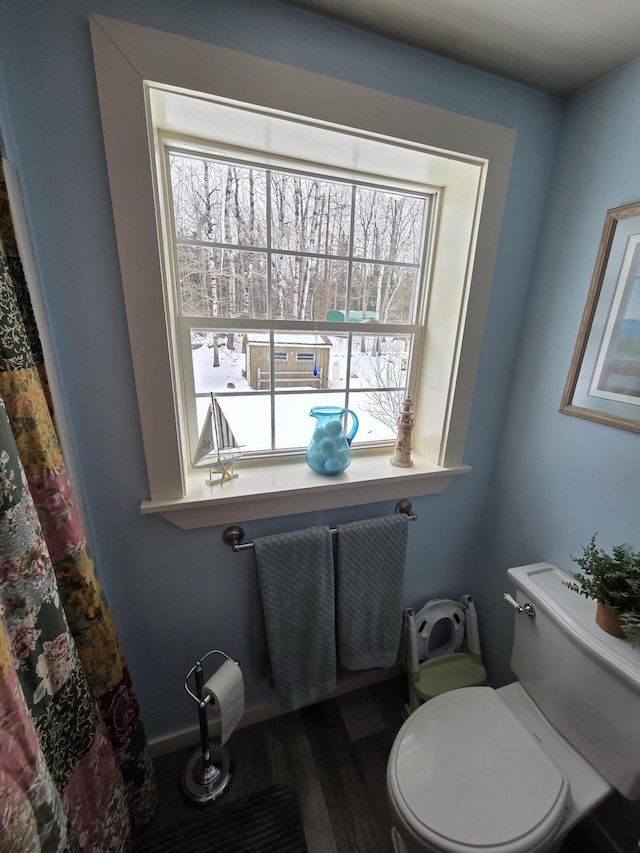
[{"x1": 191, "y1": 334, "x2": 409, "y2": 452}]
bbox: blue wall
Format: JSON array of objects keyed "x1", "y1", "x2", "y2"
[
  {"x1": 477, "y1": 57, "x2": 640, "y2": 847},
  {"x1": 0, "y1": 0, "x2": 562, "y2": 738},
  {"x1": 477, "y1": 55, "x2": 640, "y2": 685}
]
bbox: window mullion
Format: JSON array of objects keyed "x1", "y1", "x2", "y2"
[
  {"x1": 178, "y1": 316, "x2": 420, "y2": 336},
  {"x1": 345, "y1": 332, "x2": 353, "y2": 412},
  {"x1": 269, "y1": 330, "x2": 276, "y2": 450},
  {"x1": 345, "y1": 184, "x2": 357, "y2": 323},
  {"x1": 266, "y1": 170, "x2": 276, "y2": 449},
  {"x1": 265, "y1": 169, "x2": 273, "y2": 320},
  {"x1": 178, "y1": 236, "x2": 421, "y2": 271},
  {"x1": 343, "y1": 187, "x2": 357, "y2": 413}
]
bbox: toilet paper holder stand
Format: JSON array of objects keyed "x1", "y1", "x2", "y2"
[{"x1": 182, "y1": 649, "x2": 235, "y2": 805}]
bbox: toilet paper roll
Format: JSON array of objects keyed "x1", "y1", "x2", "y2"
[{"x1": 201, "y1": 659, "x2": 245, "y2": 745}]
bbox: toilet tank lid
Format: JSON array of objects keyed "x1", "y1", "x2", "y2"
[
  {"x1": 388, "y1": 687, "x2": 569, "y2": 853},
  {"x1": 508, "y1": 563, "x2": 640, "y2": 694}
]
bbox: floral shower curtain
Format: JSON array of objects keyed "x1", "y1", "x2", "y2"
[{"x1": 0, "y1": 162, "x2": 157, "y2": 850}]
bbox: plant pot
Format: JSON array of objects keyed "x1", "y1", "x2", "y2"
[{"x1": 595, "y1": 602, "x2": 626, "y2": 638}]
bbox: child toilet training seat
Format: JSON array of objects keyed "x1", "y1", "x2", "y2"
[
  {"x1": 387, "y1": 687, "x2": 570, "y2": 853},
  {"x1": 406, "y1": 598, "x2": 487, "y2": 708},
  {"x1": 413, "y1": 598, "x2": 465, "y2": 660}
]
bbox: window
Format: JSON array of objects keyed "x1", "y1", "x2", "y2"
[
  {"x1": 163, "y1": 144, "x2": 431, "y2": 460},
  {"x1": 90, "y1": 15, "x2": 515, "y2": 527}
]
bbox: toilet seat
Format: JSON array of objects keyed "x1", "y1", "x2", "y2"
[{"x1": 387, "y1": 687, "x2": 569, "y2": 853}]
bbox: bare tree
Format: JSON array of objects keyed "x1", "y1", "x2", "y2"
[{"x1": 358, "y1": 347, "x2": 408, "y2": 431}]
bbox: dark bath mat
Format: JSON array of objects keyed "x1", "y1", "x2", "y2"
[{"x1": 136, "y1": 784, "x2": 308, "y2": 853}]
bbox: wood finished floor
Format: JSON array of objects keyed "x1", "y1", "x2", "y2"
[{"x1": 135, "y1": 675, "x2": 603, "y2": 852}]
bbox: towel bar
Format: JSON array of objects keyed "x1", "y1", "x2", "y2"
[{"x1": 222, "y1": 499, "x2": 417, "y2": 552}]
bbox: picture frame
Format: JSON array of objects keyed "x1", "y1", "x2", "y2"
[{"x1": 560, "y1": 201, "x2": 640, "y2": 433}]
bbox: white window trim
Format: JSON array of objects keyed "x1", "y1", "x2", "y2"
[{"x1": 90, "y1": 15, "x2": 515, "y2": 529}]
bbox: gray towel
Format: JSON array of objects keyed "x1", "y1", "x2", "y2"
[
  {"x1": 336, "y1": 514, "x2": 409, "y2": 670},
  {"x1": 254, "y1": 526, "x2": 336, "y2": 710}
]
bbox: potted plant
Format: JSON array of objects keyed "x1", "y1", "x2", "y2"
[{"x1": 564, "y1": 534, "x2": 640, "y2": 645}]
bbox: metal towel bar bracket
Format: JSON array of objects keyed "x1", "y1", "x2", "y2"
[{"x1": 222, "y1": 499, "x2": 418, "y2": 552}]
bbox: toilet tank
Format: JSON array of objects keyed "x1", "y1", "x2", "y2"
[{"x1": 507, "y1": 562, "x2": 640, "y2": 800}]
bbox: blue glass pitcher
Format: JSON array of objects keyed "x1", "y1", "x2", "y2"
[{"x1": 306, "y1": 406, "x2": 359, "y2": 475}]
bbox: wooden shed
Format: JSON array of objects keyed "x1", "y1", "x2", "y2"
[{"x1": 244, "y1": 334, "x2": 331, "y2": 390}]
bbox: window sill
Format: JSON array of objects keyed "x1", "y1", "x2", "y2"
[{"x1": 140, "y1": 450, "x2": 470, "y2": 529}]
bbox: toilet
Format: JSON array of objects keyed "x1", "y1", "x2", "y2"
[{"x1": 387, "y1": 562, "x2": 640, "y2": 853}]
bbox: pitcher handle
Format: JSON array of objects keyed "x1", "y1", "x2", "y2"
[{"x1": 344, "y1": 409, "x2": 359, "y2": 445}]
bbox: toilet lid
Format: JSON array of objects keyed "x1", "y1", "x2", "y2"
[{"x1": 388, "y1": 687, "x2": 569, "y2": 853}]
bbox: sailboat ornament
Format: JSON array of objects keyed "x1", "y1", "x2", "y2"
[{"x1": 192, "y1": 394, "x2": 243, "y2": 486}]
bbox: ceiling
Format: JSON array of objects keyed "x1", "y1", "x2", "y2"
[{"x1": 284, "y1": 0, "x2": 640, "y2": 94}]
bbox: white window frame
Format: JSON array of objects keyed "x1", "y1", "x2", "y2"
[
  {"x1": 90, "y1": 15, "x2": 515, "y2": 529},
  {"x1": 162, "y1": 134, "x2": 431, "y2": 461}
]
